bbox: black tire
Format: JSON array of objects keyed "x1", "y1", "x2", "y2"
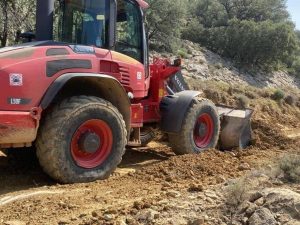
[
  {"x1": 168, "y1": 99, "x2": 220, "y2": 155},
  {"x1": 1, "y1": 147, "x2": 35, "y2": 159},
  {"x1": 36, "y1": 96, "x2": 127, "y2": 183},
  {"x1": 140, "y1": 128, "x2": 156, "y2": 147}
]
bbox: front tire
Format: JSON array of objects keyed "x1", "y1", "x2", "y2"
[
  {"x1": 168, "y1": 99, "x2": 220, "y2": 155},
  {"x1": 36, "y1": 96, "x2": 127, "y2": 183}
]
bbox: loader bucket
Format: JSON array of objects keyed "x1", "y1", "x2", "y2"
[{"x1": 217, "y1": 106, "x2": 254, "y2": 150}]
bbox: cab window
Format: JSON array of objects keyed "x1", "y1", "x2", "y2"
[
  {"x1": 115, "y1": 0, "x2": 143, "y2": 62},
  {"x1": 55, "y1": 0, "x2": 110, "y2": 48}
]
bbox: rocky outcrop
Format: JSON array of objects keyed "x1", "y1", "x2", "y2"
[{"x1": 248, "y1": 208, "x2": 277, "y2": 225}]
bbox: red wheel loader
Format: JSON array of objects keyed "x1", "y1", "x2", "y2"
[{"x1": 0, "y1": 0, "x2": 253, "y2": 183}]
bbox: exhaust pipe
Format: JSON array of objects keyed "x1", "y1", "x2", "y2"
[{"x1": 36, "y1": 0, "x2": 54, "y2": 41}]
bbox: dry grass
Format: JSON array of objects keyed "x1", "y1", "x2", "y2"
[
  {"x1": 279, "y1": 154, "x2": 300, "y2": 183},
  {"x1": 225, "y1": 178, "x2": 250, "y2": 208}
]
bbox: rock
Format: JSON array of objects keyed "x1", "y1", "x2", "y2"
[
  {"x1": 205, "y1": 197, "x2": 215, "y2": 204},
  {"x1": 249, "y1": 192, "x2": 263, "y2": 203},
  {"x1": 284, "y1": 95, "x2": 296, "y2": 105},
  {"x1": 91, "y1": 210, "x2": 101, "y2": 217},
  {"x1": 262, "y1": 188, "x2": 300, "y2": 217},
  {"x1": 276, "y1": 213, "x2": 292, "y2": 224},
  {"x1": 106, "y1": 208, "x2": 118, "y2": 214},
  {"x1": 169, "y1": 218, "x2": 188, "y2": 225},
  {"x1": 188, "y1": 218, "x2": 205, "y2": 225},
  {"x1": 79, "y1": 213, "x2": 87, "y2": 218},
  {"x1": 166, "y1": 190, "x2": 181, "y2": 198},
  {"x1": 58, "y1": 219, "x2": 69, "y2": 225},
  {"x1": 254, "y1": 197, "x2": 264, "y2": 206},
  {"x1": 103, "y1": 214, "x2": 115, "y2": 221},
  {"x1": 216, "y1": 175, "x2": 226, "y2": 183},
  {"x1": 245, "y1": 202, "x2": 258, "y2": 217},
  {"x1": 126, "y1": 217, "x2": 137, "y2": 225},
  {"x1": 115, "y1": 219, "x2": 127, "y2": 225},
  {"x1": 241, "y1": 217, "x2": 248, "y2": 225},
  {"x1": 248, "y1": 208, "x2": 277, "y2": 225},
  {"x1": 136, "y1": 209, "x2": 160, "y2": 221},
  {"x1": 238, "y1": 163, "x2": 251, "y2": 171},
  {"x1": 237, "y1": 201, "x2": 251, "y2": 214},
  {"x1": 188, "y1": 183, "x2": 204, "y2": 192},
  {"x1": 204, "y1": 191, "x2": 218, "y2": 200},
  {"x1": 285, "y1": 220, "x2": 300, "y2": 225},
  {"x1": 4, "y1": 221, "x2": 26, "y2": 225}
]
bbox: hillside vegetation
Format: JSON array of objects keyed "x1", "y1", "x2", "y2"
[{"x1": 147, "y1": 0, "x2": 300, "y2": 75}]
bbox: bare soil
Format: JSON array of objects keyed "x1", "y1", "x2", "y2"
[{"x1": 0, "y1": 80, "x2": 299, "y2": 225}]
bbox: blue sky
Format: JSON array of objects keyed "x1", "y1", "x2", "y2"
[{"x1": 287, "y1": 0, "x2": 300, "y2": 30}]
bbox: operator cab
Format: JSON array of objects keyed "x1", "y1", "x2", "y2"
[{"x1": 52, "y1": 0, "x2": 148, "y2": 64}]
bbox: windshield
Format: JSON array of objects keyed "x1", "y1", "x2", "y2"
[{"x1": 54, "y1": 0, "x2": 110, "y2": 48}]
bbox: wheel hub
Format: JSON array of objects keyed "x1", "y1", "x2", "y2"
[
  {"x1": 78, "y1": 132, "x2": 101, "y2": 153},
  {"x1": 193, "y1": 113, "x2": 214, "y2": 148},
  {"x1": 198, "y1": 123, "x2": 207, "y2": 138},
  {"x1": 71, "y1": 119, "x2": 113, "y2": 169}
]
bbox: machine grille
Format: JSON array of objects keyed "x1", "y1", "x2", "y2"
[{"x1": 119, "y1": 66, "x2": 130, "y2": 86}]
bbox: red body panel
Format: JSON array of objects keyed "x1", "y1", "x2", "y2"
[
  {"x1": 0, "y1": 111, "x2": 39, "y2": 147},
  {"x1": 139, "y1": 58, "x2": 181, "y2": 123},
  {"x1": 0, "y1": 44, "x2": 180, "y2": 145}
]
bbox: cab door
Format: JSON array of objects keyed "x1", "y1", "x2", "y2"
[{"x1": 111, "y1": 0, "x2": 149, "y2": 99}]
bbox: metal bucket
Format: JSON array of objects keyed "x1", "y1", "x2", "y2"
[{"x1": 217, "y1": 106, "x2": 254, "y2": 150}]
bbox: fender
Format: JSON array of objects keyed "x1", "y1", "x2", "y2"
[
  {"x1": 160, "y1": 90, "x2": 202, "y2": 133},
  {"x1": 40, "y1": 73, "x2": 131, "y2": 132}
]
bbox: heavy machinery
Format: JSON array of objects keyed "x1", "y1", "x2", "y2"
[{"x1": 0, "y1": 0, "x2": 252, "y2": 183}]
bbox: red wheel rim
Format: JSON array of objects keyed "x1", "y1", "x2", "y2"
[
  {"x1": 71, "y1": 119, "x2": 113, "y2": 169},
  {"x1": 193, "y1": 113, "x2": 214, "y2": 148}
]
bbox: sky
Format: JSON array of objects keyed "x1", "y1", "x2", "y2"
[{"x1": 287, "y1": 0, "x2": 300, "y2": 30}]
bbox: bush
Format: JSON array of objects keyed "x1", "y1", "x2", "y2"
[
  {"x1": 271, "y1": 89, "x2": 285, "y2": 101},
  {"x1": 236, "y1": 95, "x2": 250, "y2": 109},
  {"x1": 177, "y1": 49, "x2": 188, "y2": 58},
  {"x1": 279, "y1": 155, "x2": 300, "y2": 183},
  {"x1": 225, "y1": 178, "x2": 249, "y2": 208},
  {"x1": 182, "y1": 19, "x2": 204, "y2": 43},
  {"x1": 181, "y1": 0, "x2": 299, "y2": 69},
  {"x1": 291, "y1": 57, "x2": 300, "y2": 77},
  {"x1": 146, "y1": 0, "x2": 187, "y2": 52}
]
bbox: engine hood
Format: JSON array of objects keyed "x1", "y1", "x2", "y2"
[
  {"x1": 0, "y1": 41, "x2": 56, "y2": 54},
  {"x1": 0, "y1": 41, "x2": 75, "y2": 70}
]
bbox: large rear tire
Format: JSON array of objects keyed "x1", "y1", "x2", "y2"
[
  {"x1": 36, "y1": 96, "x2": 127, "y2": 183},
  {"x1": 169, "y1": 99, "x2": 220, "y2": 155}
]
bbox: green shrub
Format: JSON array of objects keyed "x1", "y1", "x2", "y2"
[
  {"x1": 177, "y1": 49, "x2": 188, "y2": 58},
  {"x1": 182, "y1": 19, "x2": 204, "y2": 43},
  {"x1": 271, "y1": 89, "x2": 285, "y2": 101},
  {"x1": 291, "y1": 57, "x2": 300, "y2": 77},
  {"x1": 146, "y1": 0, "x2": 186, "y2": 53}
]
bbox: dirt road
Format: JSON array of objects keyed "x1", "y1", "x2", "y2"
[{"x1": 0, "y1": 81, "x2": 299, "y2": 225}]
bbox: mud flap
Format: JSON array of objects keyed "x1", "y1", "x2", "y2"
[
  {"x1": 217, "y1": 106, "x2": 253, "y2": 150},
  {"x1": 160, "y1": 91, "x2": 202, "y2": 133}
]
